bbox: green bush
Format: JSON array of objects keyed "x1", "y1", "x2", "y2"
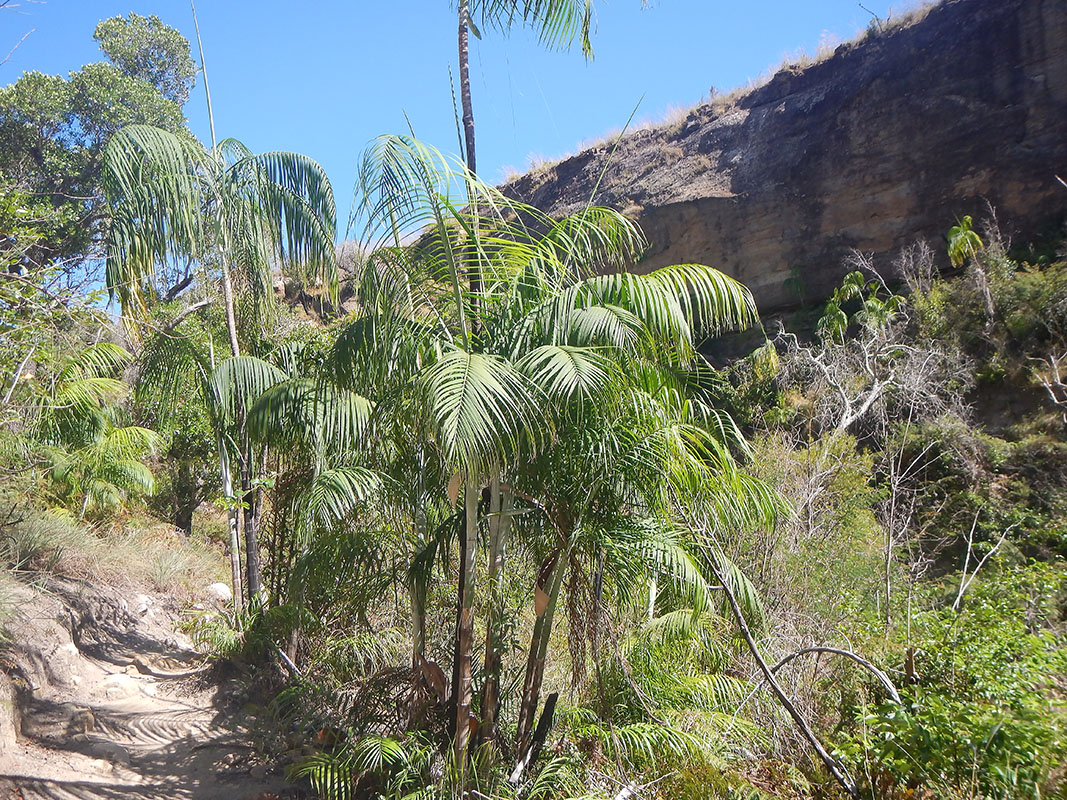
[{"x1": 839, "y1": 562, "x2": 1067, "y2": 799}]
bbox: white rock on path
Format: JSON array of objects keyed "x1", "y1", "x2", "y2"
[{"x1": 204, "y1": 582, "x2": 233, "y2": 603}]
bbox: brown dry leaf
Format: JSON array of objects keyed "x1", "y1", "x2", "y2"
[
  {"x1": 447, "y1": 472, "x2": 462, "y2": 508},
  {"x1": 535, "y1": 585, "x2": 550, "y2": 617}
]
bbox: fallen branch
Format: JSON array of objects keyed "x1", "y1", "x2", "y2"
[
  {"x1": 705, "y1": 550, "x2": 859, "y2": 799},
  {"x1": 771, "y1": 646, "x2": 901, "y2": 704},
  {"x1": 275, "y1": 645, "x2": 303, "y2": 679}
]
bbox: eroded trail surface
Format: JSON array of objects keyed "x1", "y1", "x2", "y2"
[{"x1": 0, "y1": 578, "x2": 299, "y2": 800}]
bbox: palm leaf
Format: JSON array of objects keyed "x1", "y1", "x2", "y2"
[
  {"x1": 207, "y1": 355, "x2": 288, "y2": 427},
  {"x1": 469, "y1": 0, "x2": 595, "y2": 58},
  {"x1": 248, "y1": 378, "x2": 374, "y2": 458},
  {"x1": 418, "y1": 346, "x2": 543, "y2": 473},
  {"x1": 515, "y1": 344, "x2": 613, "y2": 404},
  {"x1": 301, "y1": 467, "x2": 386, "y2": 531}
]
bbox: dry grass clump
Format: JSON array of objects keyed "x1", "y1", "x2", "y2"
[
  {"x1": 0, "y1": 568, "x2": 20, "y2": 637},
  {"x1": 1, "y1": 509, "x2": 226, "y2": 599}
]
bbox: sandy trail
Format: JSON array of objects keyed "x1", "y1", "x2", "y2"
[{"x1": 0, "y1": 577, "x2": 299, "y2": 800}]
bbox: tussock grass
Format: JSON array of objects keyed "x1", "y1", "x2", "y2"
[{"x1": 1, "y1": 508, "x2": 226, "y2": 598}]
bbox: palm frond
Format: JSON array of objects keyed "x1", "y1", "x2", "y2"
[
  {"x1": 207, "y1": 355, "x2": 288, "y2": 427},
  {"x1": 469, "y1": 0, "x2": 595, "y2": 59},
  {"x1": 103, "y1": 124, "x2": 207, "y2": 321},
  {"x1": 418, "y1": 346, "x2": 544, "y2": 473},
  {"x1": 248, "y1": 378, "x2": 374, "y2": 457},
  {"x1": 515, "y1": 344, "x2": 613, "y2": 405},
  {"x1": 300, "y1": 467, "x2": 386, "y2": 531},
  {"x1": 645, "y1": 263, "x2": 759, "y2": 337}
]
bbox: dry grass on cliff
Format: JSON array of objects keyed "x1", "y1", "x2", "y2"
[{"x1": 500, "y1": 0, "x2": 939, "y2": 187}]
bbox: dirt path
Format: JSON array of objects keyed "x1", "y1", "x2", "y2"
[{"x1": 0, "y1": 578, "x2": 300, "y2": 800}]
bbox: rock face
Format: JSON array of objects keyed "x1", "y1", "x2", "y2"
[{"x1": 504, "y1": 0, "x2": 1067, "y2": 312}]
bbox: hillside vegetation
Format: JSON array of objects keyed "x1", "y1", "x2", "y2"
[{"x1": 1, "y1": 5, "x2": 1065, "y2": 800}]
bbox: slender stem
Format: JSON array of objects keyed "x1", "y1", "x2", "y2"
[
  {"x1": 3, "y1": 347, "x2": 34, "y2": 407},
  {"x1": 457, "y1": 0, "x2": 481, "y2": 332},
  {"x1": 515, "y1": 533, "x2": 572, "y2": 758},
  {"x1": 219, "y1": 436, "x2": 244, "y2": 612},
  {"x1": 480, "y1": 473, "x2": 512, "y2": 743},
  {"x1": 190, "y1": 0, "x2": 217, "y2": 154},
  {"x1": 706, "y1": 550, "x2": 859, "y2": 799}
]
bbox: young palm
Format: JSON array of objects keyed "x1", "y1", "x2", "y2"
[{"x1": 35, "y1": 343, "x2": 161, "y2": 517}]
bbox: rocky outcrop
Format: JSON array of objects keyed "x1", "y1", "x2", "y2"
[{"x1": 504, "y1": 0, "x2": 1067, "y2": 311}]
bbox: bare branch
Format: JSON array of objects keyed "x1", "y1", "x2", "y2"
[{"x1": 1, "y1": 27, "x2": 33, "y2": 67}]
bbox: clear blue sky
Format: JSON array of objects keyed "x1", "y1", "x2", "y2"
[{"x1": 4, "y1": 0, "x2": 910, "y2": 223}]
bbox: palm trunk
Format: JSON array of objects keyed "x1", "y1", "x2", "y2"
[
  {"x1": 243, "y1": 439, "x2": 265, "y2": 604},
  {"x1": 457, "y1": 0, "x2": 481, "y2": 326},
  {"x1": 453, "y1": 481, "x2": 479, "y2": 783},
  {"x1": 410, "y1": 505, "x2": 429, "y2": 662},
  {"x1": 410, "y1": 574, "x2": 427, "y2": 662},
  {"x1": 515, "y1": 535, "x2": 572, "y2": 758},
  {"x1": 479, "y1": 474, "x2": 512, "y2": 744},
  {"x1": 219, "y1": 259, "x2": 241, "y2": 359},
  {"x1": 219, "y1": 439, "x2": 244, "y2": 611},
  {"x1": 457, "y1": 1, "x2": 477, "y2": 179}
]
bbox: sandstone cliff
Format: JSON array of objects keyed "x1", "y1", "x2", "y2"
[{"x1": 503, "y1": 0, "x2": 1067, "y2": 312}]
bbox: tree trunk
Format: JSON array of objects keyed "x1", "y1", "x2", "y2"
[
  {"x1": 217, "y1": 238, "x2": 241, "y2": 359},
  {"x1": 172, "y1": 461, "x2": 200, "y2": 536},
  {"x1": 217, "y1": 243, "x2": 244, "y2": 607},
  {"x1": 453, "y1": 481, "x2": 479, "y2": 783},
  {"x1": 515, "y1": 535, "x2": 571, "y2": 757},
  {"x1": 479, "y1": 473, "x2": 512, "y2": 744}
]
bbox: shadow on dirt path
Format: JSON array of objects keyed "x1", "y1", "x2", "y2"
[{"x1": 0, "y1": 577, "x2": 303, "y2": 800}]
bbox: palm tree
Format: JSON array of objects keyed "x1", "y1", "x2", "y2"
[
  {"x1": 103, "y1": 123, "x2": 338, "y2": 603},
  {"x1": 34, "y1": 342, "x2": 161, "y2": 517},
  {"x1": 341, "y1": 134, "x2": 774, "y2": 778},
  {"x1": 205, "y1": 134, "x2": 771, "y2": 788}
]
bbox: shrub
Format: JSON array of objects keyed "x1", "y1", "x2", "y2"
[{"x1": 839, "y1": 562, "x2": 1067, "y2": 799}]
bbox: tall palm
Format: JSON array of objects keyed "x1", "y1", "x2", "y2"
[
  {"x1": 457, "y1": 0, "x2": 593, "y2": 179},
  {"x1": 103, "y1": 123, "x2": 338, "y2": 602},
  {"x1": 456, "y1": 0, "x2": 594, "y2": 317}
]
